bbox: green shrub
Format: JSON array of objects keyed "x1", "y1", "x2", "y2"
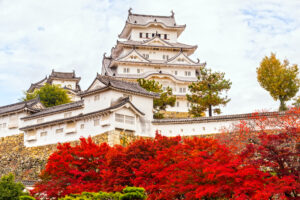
[
  {"x1": 19, "y1": 196, "x2": 36, "y2": 200},
  {"x1": 0, "y1": 173, "x2": 27, "y2": 200},
  {"x1": 120, "y1": 187, "x2": 146, "y2": 200},
  {"x1": 59, "y1": 187, "x2": 146, "y2": 200}
]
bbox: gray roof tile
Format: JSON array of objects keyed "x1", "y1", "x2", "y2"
[
  {"x1": 22, "y1": 100, "x2": 84, "y2": 119},
  {"x1": 0, "y1": 98, "x2": 41, "y2": 115}
]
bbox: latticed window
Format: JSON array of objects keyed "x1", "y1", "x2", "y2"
[
  {"x1": 115, "y1": 114, "x2": 124, "y2": 123},
  {"x1": 125, "y1": 116, "x2": 135, "y2": 125}
]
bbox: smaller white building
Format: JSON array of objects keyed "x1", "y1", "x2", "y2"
[
  {"x1": 0, "y1": 98, "x2": 45, "y2": 138},
  {"x1": 20, "y1": 75, "x2": 158, "y2": 147},
  {"x1": 27, "y1": 70, "x2": 82, "y2": 101}
]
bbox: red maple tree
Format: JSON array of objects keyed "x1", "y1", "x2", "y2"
[{"x1": 31, "y1": 108, "x2": 299, "y2": 199}]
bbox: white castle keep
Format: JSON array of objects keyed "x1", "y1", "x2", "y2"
[{"x1": 0, "y1": 10, "x2": 279, "y2": 147}]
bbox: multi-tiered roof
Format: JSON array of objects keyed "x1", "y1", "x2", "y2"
[{"x1": 101, "y1": 9, "x2": 206, "y2": 82}]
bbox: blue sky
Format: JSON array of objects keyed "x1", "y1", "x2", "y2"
[{"x1": 0, "y1": 0, "x2": 300, "y2": 114}]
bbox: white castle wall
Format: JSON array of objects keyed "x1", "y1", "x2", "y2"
[{"x1": 0, "y1": 112, "x2": 28, "y2": 137}]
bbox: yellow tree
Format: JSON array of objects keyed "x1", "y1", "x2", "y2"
[{"x1": 257, "y1": 53, "x2": 299, "y2": 111}]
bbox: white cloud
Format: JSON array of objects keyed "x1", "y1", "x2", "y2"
[{"x1": 0, "y1": 0, "x2": 300, "y2": 114}]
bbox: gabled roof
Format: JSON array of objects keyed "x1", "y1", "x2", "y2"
[
  {"x1": 143, "y1": 36, "x2": 173, "y2": 47},
  {"x1": 22, "y1": 100, "x2": 84, "y2": 120},
  {"x1": 119, "y1": 9, "x2": 186, "y2": 39},
  {"x1": 0, "y1": 98, "x2": 44, "y2": 116},
  {"x1": 82, "y1": 75, "x2": 159, "y2": 98},
  {"x1": 27, "y1": 70, "x2": 82, "y2": 93},
  {"x1": 116, "y1": 39, "x2": 197, "y2": 51},
  {"x1": 48, "y1": 70, "x2": 81, "y2": 83},
  {"x1": 27, "y1": 76, "x2": 48, "y2": 92},
  {"x1": 115, "y1": 48, "x2": 150, "y2": 62},
  {"x1": 20, "y1": 97, "x2": 144, "y2": 131},
  {"x1": 166, "y1": 51, "x2": 200, "y2": 65}
]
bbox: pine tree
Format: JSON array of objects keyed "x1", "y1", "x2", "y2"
[
  {"x1": 187, "y1": 67, "x2": 231, "y2": 117},
  {"x1": 137, "y1": 79, "x2": 176, "y2": 118}
]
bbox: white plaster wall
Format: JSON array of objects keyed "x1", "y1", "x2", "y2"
[
  {"x1": 0, "y1": 112, "x2": 28, "y2": 138},
  {"x1": 153, "y1": 120, "x2": 240, "y2": 137},
  {"x1": 52, "y1": 80, "x2": 77, "y2": 90},
  {"x1": 24, "y1": 114, "x2": 115, "y2": 147},
  {"x1": 117, "y1": 64, "x2": 197, "y2": 79},
  {"x1": 23, "y1": 108, "x2": 84, "y2": 127}
]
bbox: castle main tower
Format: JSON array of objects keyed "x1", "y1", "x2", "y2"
[{"x1": 101, "y1": 9, "x2": 206, "y2": 113}]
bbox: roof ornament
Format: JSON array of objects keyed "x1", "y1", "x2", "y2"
[
  {"x1": 128, "y1": 8, "x2": 132, "y2": 15},
  {"x1": 107, "y1": 80, "x2": 111, "y2": 86},
  {"x1": 171, "y1": 10, "x2": 174, "y2": 17}
]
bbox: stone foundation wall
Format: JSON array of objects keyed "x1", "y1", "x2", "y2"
[{"x1": 0, "y1": 133, "x2": 108, "y2": 181}]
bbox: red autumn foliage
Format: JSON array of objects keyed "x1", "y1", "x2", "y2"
[{"x1": 31, "y1": 108, "x2": 299, "y2": 199}]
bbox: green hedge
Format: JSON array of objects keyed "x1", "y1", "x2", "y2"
[{"x1": 59, "y1": 187, "x2": 146, "y2": 200}]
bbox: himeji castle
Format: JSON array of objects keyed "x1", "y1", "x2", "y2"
[
  {"x1": 0, "y1": 10, "x2": 283, "y2": 147},
  {"x1": 102, "y1": 9, "x2": 206, "y2": 113}
]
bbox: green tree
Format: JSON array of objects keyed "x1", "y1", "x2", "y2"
[
  {"x1": 23, "y1": 84, "x2": 71, "y2": 107},
  {"x1": 257, "y1": 53, "x2": 300, "y2": 111},
  {"x1": 187, "y1": 67, "x2": 231, "y2": 117},
  {"x1": 0, "y1": 173, "x2": 27, "y2": 200},
  {"x1": 138, "y1": 79, "x2": 176, "y2": 119}
]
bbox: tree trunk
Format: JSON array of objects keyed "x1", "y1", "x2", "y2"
[
  {"x1": 279, "y1": 97, "x2": 287, "y2": 111},
  {"x1": 208, "y1": 105, "x2": 212, "y2": 117}
]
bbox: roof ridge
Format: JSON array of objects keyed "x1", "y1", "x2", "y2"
[
  {"x1": 36, "y1": 100, "x2": 83, "y2": 111},
  {"x1": 129, "y1": 13, "x2": 173, "y2": 19},
  {"x1": 0, "y1": 98, "x2": 39, "y2": 109}
]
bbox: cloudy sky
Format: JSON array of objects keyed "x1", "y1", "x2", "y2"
[{"x1": 0, "y1": 0, "x2": 299, "y2": 114}]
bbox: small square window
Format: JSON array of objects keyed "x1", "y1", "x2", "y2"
[
  {"x1": 139, "y1": 32, "x2": 143, "y2": 38},
  {"x1": 40, "y1": 131, "x2": 47, "y2": 137},
  {"x1": 56, "y1": 128, "x2": 63, "y2": 134},
  {"x1": 94, "y1": 95, "x2": 100, "y2": 101},
  {"x1": 80, "y1": 124, "x2": 84, "y2": 129},
  {"x1": 174, "y1": 71, "x2": 178, "y2": 75},
  {"x1": 146, "y1": 33, "x2": 149, "y2": 38},
  {"x1": 164, "y1": 34, "x2": 168, "y2": 39},
  {"x1": 94, "y1": 119, "x2": 100, "y2": 126}
]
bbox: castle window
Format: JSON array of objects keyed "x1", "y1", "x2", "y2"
[
  {"x1": 139, "y1": 32, "x2": 143, "y2": 38},
  {"x1": 37, "y1": 118, "x2": 44, "y2": 123},
  {"x1": 146, "y1": 33, "x2": 149, "y2": 38},
  {"x1": 64, "y1": 112, "x2": 72, "y2": 118},
  {"x1": 125, "y1": 115, "x2": 135, "y2": 125},
  {"x1": 179, "y1": 87, "x2": 186, "y2": 93},
  {"x1": 123, "y1": 68, "x2": 130, "y2": 73},
  {"x1": 163, "y1": 55, "x2": 169, "y2": 60},
  {"x1": 143, "y1": 54, "x2": 149, "y2": 59},
  {"x1": 115, "y1": 113, "x2": 124, "y2": 123},
  {"x1": 152, "y1": 33, "x2": 155, "y2": 37},
  {"x1": 56, "y1": 128, "x2": 63, "y2": 134},
  {"x1": 158, "y1": 34, "x2": 161, "y2": 38},
  {"x1": 177, "y1": 102, "x2": 180, "y2": 107},
  {"x1": 174, "y1": 71, "x2": 178, "y2": 75},
  {"x1": 94, "y1": 119, "x2": 100, "y2": 126},
  {"x1": 185, "y1": 71, "x2": 191, "y2": 76},
  {"x1": 94, "y1": 94, "x2": 100, "y2": 101},
  {"x1": 137, "y1": 69, "x2": 140, "y2": 73},
  {"x1": 40, "y1": 131, "x2": 47, "y2": 137},
  {"x1": 164, "y1": 34, "x2": 168, "y2": 39},
  {"x1": 80, "y1": 124, "x2": 84, "y2": 129}
]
